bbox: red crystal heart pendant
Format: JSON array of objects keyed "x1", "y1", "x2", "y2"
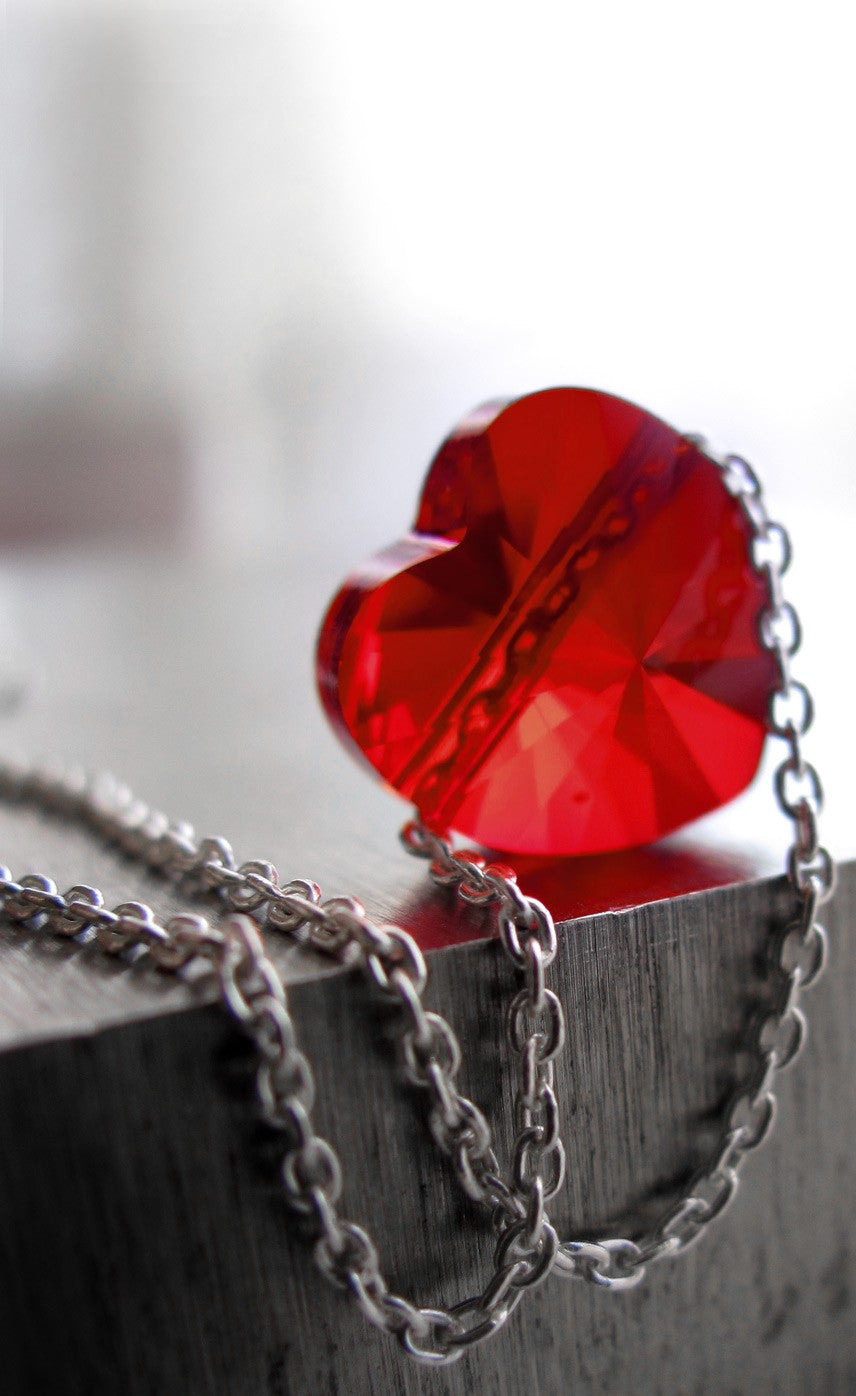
[{"x1": 317, "y1": 388, "x2": 777, "y2": 856}]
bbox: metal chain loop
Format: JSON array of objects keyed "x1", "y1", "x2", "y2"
[
  {"x1": 403, "y1": 823, "x2": 568, "y2": 1276},
  {"x1": 0, "y1": 761, "x2": 561, "y2": 1363},
  {"x1": 590, "y1": 440, "x2": 836, "y2": 1277},
  {"x1": 0, "y1": 437, "x2": 834, "y2": 1359},
  {"x1": 399, "y1": 438, "x2": 833, "y2": 1291}
]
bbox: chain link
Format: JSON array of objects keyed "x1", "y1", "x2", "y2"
[
  {"x1": 0, "y1": 438, "x2": 834, "y2": 1355},
  {"x1": 401, "y1": 823, "x2": 567, "y2": 1271}
]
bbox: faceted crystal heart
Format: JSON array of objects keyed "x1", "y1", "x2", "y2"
[{"x1": 317, "y1": 388, "x2": 777, "y2": 856}]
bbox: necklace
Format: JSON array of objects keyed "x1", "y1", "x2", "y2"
[{"x1": 0, "y1": 388, "x2": 834, "y2": 1368}]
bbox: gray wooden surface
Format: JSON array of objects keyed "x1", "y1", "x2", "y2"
[{"x1": 0, "y1": 550, "x2": 853, "y2": 1394}]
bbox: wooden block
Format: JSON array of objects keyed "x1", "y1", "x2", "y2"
[{"x1": 0, "y1": 866, "x2": 853, "y2": 1394}]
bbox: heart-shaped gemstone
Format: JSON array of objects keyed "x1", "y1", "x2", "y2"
[{"x1": 317, "y1": 388, "x2": 777, "y2": 856}]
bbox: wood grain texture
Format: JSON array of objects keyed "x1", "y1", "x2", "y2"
[{"x1": 0, "y1": 864, "x2": 852, "y2": 1396}]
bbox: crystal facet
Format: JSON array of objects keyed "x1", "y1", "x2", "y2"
[{"x1": 317, "y1": 388, "x2": 777, "y2": 856}]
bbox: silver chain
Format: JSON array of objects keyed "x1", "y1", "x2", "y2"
[
  {"x1": 0, "y1": 445, "x2": 835, "y2": 1361},
  {"x1": 0, "y1": 762, "x2": 561, "y2": 1364}
]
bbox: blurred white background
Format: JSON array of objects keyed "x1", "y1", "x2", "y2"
[{"x1": 3, "y1": 0, "x2": 855, "y2": 564}]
